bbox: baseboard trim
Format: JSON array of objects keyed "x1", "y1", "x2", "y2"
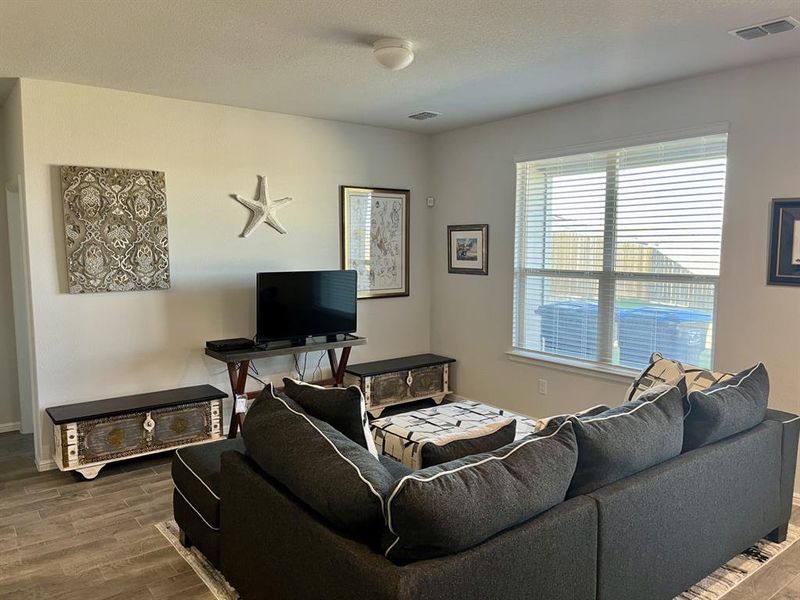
[
  {"x1": 36, "y1": 458, "x2": 57, "y2": 472},
  {"x1": 0, "y1": 421, "x2": 20, "y2": 433}
]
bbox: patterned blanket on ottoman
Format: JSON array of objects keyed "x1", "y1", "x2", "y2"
[{"x1": 370, "y1": 400, "x2": 539, "y2": 469}]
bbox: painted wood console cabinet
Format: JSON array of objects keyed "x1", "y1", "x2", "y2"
[
  {"x1": 46, "y1": 385, "x2": 226, "y2": 479},
  {"x1": 344, "y1": 353, "x2": 456, "y2": 416}
]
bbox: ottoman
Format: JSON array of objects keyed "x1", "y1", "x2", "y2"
[
  {"x1": 171, "y1": 437, "x2": 245, "y2": 567},
  {"x1": 370, "y1": 400, "x2": 539, "y2": 469}
]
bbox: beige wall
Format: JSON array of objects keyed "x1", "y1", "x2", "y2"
[
  {"x1": 0, "y1": 83, "x2": 22, "y2": 431},
  {"x1": 430, "y1": 57, "x2": 800, "y2": 420},
  {"x1": 18, "y1": 79, "x2": 432, "y2": 465}
]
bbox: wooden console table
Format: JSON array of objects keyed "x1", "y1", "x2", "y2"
[{"x1": 204, "y1": 334, "x2": 367, "y2": 438}]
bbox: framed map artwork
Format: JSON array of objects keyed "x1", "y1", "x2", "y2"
[{"x1": 340, "y1": 186, "x2": 410, "y2": 299}]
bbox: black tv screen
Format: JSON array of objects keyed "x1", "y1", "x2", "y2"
[{"x1": 256, "y1": 270, "x2": 357, "y2": 343}]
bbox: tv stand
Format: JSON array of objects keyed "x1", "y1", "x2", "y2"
[{"x1": 204, "y1": 335, "x2": 367, "y2": 438}]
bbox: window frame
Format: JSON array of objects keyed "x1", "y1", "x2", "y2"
[{"x1": 510, "y1": 125, "x2": 729, "y2": 376}]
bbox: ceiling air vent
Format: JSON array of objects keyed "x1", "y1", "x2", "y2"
[
  {"x1": 730, "y1": 17, "x2": 798, "y2": 40},
  {"x1": 408, "y1": 111, "x2": 441, "y2": 121}
]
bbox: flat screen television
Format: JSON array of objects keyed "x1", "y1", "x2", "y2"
[{"x1": 256, "y1": 270, "x2": 357, "y2": 344}]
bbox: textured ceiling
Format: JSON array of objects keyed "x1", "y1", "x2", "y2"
[{"x1": 0, "y1": 0, "x2": 799, "y2": 133}]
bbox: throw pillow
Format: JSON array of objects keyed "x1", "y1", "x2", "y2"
[
  {"x1": 683, "y1": 363, "x2": 769, "y2": 452},
  {"x1": 567, "y1": 383, "x2": 685, "y2": 497},
  {"x1": 419, "y1": 418, "x2": 517, "y2": 467},
  {"x1": 242, "y1": 384, "x2": 394, "y2": 535},
  {"x1": 382, "y1": 421, "x2": 578, "y2": 564},
  {"x1": 282, "y1": 378, "x2": 378, "y2": 458},
  {"x1": 626, "y1": 352, "x2": 734, "y2": 402}
]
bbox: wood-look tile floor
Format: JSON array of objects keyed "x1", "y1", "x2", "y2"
[
  {"x1": 2, "y1": 429, "x2": 800, "y2": 599},
  {"x1": 0, "y1": 432, "x2": 213, "y2": 599}
]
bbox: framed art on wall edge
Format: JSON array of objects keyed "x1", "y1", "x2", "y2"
[
  {"x1": 768, "y1": 198, "x2": 800, "y2": 286},
  {"x1": 448, "y1": 224, "x2": 488, "y2": 275}
]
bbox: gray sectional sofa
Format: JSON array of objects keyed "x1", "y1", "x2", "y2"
[{"x1": 172, "y1": 377, "x2": 800, "y2": 600}]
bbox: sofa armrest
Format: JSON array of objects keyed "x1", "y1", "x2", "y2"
[{"x1": 765, "y1": 409, "x2": 800, "y2": 527}]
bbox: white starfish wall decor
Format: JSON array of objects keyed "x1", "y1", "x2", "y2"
[{"x1": 230, "y1": 175, "x2": 293, "y2": 237}]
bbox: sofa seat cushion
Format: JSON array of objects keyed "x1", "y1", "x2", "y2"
[
  {"x1": 382, "y1": 421, "x2": 578, "y2": 564},
  {"x1": 282, "y1": 378, "x2": 378, "y2": 458},
  {"x1": 683, "y1": 363, "x2": 769, "y2": 451},
  {"x1": 567, "y1": 384, "x2": 685, "y2": 498},
  {"x1": 172, "y1": 437, "x2": 245, "y2": 529},
  {"x1": 243, "y1": 384, "x2": 396, "y2": 535}
]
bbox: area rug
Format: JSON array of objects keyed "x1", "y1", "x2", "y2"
[
  {"x1": 155, "y1": 520, "x2": 238, "y2": 600},
  {"x1": 156, "y1": 519, "x2": 799, "y2": 600}
]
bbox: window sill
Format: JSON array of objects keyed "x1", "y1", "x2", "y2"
[{"x1": 505, "y1": 349, "x2": 638, "y2": 384}]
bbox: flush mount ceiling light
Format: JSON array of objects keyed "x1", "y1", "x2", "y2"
[{"x1": 373, "y1": 38, "x2": 414, "y2": 71}]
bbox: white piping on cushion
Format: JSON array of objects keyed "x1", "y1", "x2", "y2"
[
  {"x1": 175, "y1": 449, "x2": 220, "y2": 501},
  {"x1": 578, "y1": 386, "x2": 678, "y2": 423},
  {"x1": 266, "y1": 386, "x2": 386, "y2": 516},
  {"x1": 536, "y1": 404, "x2": 610, "y2": 431},
  {"x1": 284, "y1": 378, "x2": 379, "y2": 459},
  {"x1": 174, "y1": 484, "x2": 220, "y2": 531},
  {"x1": 697, "y1": 363, "x2": 763, "y2": 396},
  {"x1": 779, "y1": 416, "x2": 800, "y2": 424},
  {"x1": 383, "y1": 419, "x2": 573, "y2": 559}
]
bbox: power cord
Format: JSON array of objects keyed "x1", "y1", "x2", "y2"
[
  {"x1": 248, "y1": 362, "x2": 268, "y2": 387},
  {"x1": 312, "y1": 351, "x2": 325, "y2": 381}
]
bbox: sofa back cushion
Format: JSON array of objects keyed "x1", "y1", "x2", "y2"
[
  {"x1": 282, "y1": 378, "x2": 378, "y2": 458},
  {"x1": 683, "y1": 363, "x2": 769, "y2": 452},
  {"x1": 382, "y1": 421, "x2": 578, "y2": 564},
  {"x1": 567, "y1": 384, "x2": 685, "y2": 497},
  {"x1": 242, "y1": 384, "x2": 394, "y2": 535}
]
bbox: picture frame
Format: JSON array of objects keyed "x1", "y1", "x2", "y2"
[
  {"x1": 340, "y1": 186, "x2": 410, "y2": 299},
  {"x1": 768, "y1": 198, "x2": 800, "y2": 286},
  {"x1": 448, "y1": 224, "x2": 489, "y2": 275}
]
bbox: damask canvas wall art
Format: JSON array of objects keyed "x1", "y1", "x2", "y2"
[
  {"x1": 340, "y1": 186, "x2": 410, "y2": 299},
  {"x1": 61, "y1": 165, "x2": 170, "y2": 294}
]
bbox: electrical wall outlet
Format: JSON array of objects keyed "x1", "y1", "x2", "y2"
[
  {"x1": 426, "y1": 196, "x2": 435, "y2": 207},
  {"x1": 538, "y1": 379, "x2": 548, "y2": 395}
]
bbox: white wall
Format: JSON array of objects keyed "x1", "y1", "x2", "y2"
[
  {"x1": 430, "y1": 57, "x2": 800, "y2": 420},
  {"x1": 0, "y1": 83, "x2": 22, "y2": 431},
  {"x1": 17, "y1": 79, "x2": 432, "y2": 465}
]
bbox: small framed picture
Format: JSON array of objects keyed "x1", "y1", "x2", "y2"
[
  {"x1": 448, "y1": 224, "x2": 489, "y2": 275},
  {"x1": 768, "y1": 198, "x2": 800, "y2": 286}
]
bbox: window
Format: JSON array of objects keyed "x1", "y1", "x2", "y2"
[{"x1": 513, "y1": 133, "x2": 728, "y2": 371}]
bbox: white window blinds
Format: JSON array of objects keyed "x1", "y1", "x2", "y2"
[{"x1": 513, "y1": 133, "x2": 728, "y2": 370}]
